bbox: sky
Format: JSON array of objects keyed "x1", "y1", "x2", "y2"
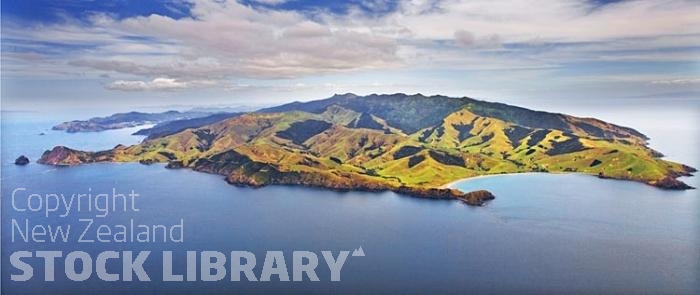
[{"x1": 1, "y1": 0, "x2": 699, "y2": 115}]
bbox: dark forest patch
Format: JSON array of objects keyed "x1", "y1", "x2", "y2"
[
  {"x1": 480, "y1": 133, "x2": 494, "y2": 144},
  {"x1": 452, "y1": 119, "x2": 476, "y2": 142},
  {"x1": 573, "y1": 121, "x2": 609, "y2": 138},
  {"x1": 546, "y1": 138, "x2": 588, "y2": 156},
  {"x1": 276, "y1": 120, "x2": 332, "y2": 145},
  {"x1": 157, "y1": 151, "x2": 177, "y2": 160},
  {"x1": 505, "y1": 125, "x2": 532, "y2": 148},
  {"x1": 527, "y1": 129, "x2": 551, "y2": 146},
  {"x1": 428, "y1": 150, "x2": 465, "y2": 167},
  {"x1": 408, "y1": 155, "x2": 426, "y2": 168},
  {"x1": 418, "y1": 125, "x2": 445, "y2": 142},
  {"x1": 604, "y1": 149, "x2": 618, "y2": 155},
  {"x1": 194, "y1": 129, "x2": 216, "y2": 151},
  {"x1": 346, "y1": 113, "x2": 384, "y2": 131},
  {"x1": 435, "y1": 126, "x2": 445, "y2": 138},
  {"x1": 393, "y1": 146, "x2": 423, "y2": 160},
  {"x1": 419, "y1": 129, "x2": 433, "y2": 142}
]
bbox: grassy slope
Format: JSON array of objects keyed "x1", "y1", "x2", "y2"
[{"x1": 89, "y1": 101, "x2": 694, "y2": 191}]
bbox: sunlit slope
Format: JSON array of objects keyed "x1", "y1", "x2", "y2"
[{"x1": 40, "y1": 93, "x2": 696, "y2": 192}]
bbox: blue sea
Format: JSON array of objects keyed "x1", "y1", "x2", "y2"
[{"x1": 1, "y1": 108, "x2": 699, "y2": 294}]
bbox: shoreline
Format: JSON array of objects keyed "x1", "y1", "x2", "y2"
[
  {"x1": 443, "y1": 171, "x2": 698, "y2": 192},
  {"x1": 442, "y1": 172, "x2": 560, "y2": 189}
]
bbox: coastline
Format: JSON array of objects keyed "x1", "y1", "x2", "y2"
[
  {"x1": 442, "y1": 172, "x2": 555, "y2": 189},
  {"x1": 444, "y1": 171, "x2": 698, "y2": 192}
]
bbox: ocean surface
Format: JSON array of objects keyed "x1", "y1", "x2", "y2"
[{"x1": 1, "y1": 108, "x2": 699, "y2": 294}]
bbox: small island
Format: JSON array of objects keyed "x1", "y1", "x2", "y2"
[
  {"x1": 38, "y1": 93, "x2": 695, "y2": 206},
  {"x1": 15, "y1": 155, "x2": 30, "y2": 165}
]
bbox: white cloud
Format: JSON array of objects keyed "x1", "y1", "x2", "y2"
[
  {"x1": 106, "y1": 78, "x2": 217, "y2": 91},
  {"x1": 97, "y1": 0, "x2": 399, "y2": 78},
  {"x1": 453, "y1": 30, "x2": 501, "y2": 49},
  {"x1": 2, "y1": 0, "x2": 699, "y2": 93},
  {"x1": 250, "y1": 0, "x2": 289, "y2": 5},
  {"x1": 3, "y1": 0, "x2": 400, "y2": 83},
  {"x1": 385, "y1": 0, "x2": 700, "y2": 42},
  {"x1": 651, "y1": 78, "x2": 700, "y2": 85}
]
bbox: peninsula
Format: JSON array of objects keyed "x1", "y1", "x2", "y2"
[
  {"x1": 38, "y1": 93, "x2": 696, "y2": 205},
  {"x1": 52, "y1": 110, "x2": 215, "y2": 133}
]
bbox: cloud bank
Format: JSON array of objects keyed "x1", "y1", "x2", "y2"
[
  {"x1": 2, "y1": 0, "x2": 698, "y2": 92},
  {"x1": 106, "y1": 78, "x2": 217, "y2": 91}
]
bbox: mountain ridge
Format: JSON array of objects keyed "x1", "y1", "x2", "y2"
[{"x1": 262, "y1": 93, "x2": 649, "y2": 141}]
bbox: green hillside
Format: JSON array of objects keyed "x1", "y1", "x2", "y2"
[{"x1": 39, "y1": 93, "x2": 697, "y2": 205}]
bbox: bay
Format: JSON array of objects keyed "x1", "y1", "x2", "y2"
[{"x1": 1, "y1": 107, "x2": 698, "y2": 294}]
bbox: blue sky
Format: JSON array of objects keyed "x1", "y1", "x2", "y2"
[{"x1": 1, "y1": 0, "x2": 698, "y2": 114}]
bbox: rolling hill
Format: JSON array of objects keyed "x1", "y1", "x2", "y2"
[{"x1": 38, "y1": 93, "x2": 696, "y2": 205}]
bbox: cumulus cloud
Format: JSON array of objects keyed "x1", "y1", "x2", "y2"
[
  {"x1": 2, "y1": 0, "x2": 699, "y2": 92},
  {"x1": 88, "y1": 0, "x2": 398, "y2": 79},
  {"x1": 3, "y1": 0, "x2": 399, "y2": 86}
]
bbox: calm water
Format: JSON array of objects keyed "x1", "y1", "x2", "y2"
[{"x1": 1, "y1": 109, "x2": 699, "y2": 294}]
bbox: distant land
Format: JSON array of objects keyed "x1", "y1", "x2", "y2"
[
  {"x1": 132, "y1": 112, "x2": 243, "y2": 140},
  {"x1": 52, "y1": 109, "x2": 249, "y2": 139},
  {"x1": 52, "y1": 110, "x2": 213, "y2": 133},
  {"x1": 38, "y1": 93, "x2": 696, "y2": 205}
]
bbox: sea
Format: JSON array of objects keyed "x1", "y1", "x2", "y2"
[{"x1": 1, "y1": 105, "x2": 698, "y2": 294}]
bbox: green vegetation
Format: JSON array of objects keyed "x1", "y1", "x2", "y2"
[{"x1": 40, "y1": 93, "x2": 697, "y2": 199}]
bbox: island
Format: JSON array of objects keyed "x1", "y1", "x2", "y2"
[
  {"x1": 15, "y1": 155, "x2": 30, "y2": 165},
  {"x1": 38, "y1": 93, "x2": 696, "y2": 206}
]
